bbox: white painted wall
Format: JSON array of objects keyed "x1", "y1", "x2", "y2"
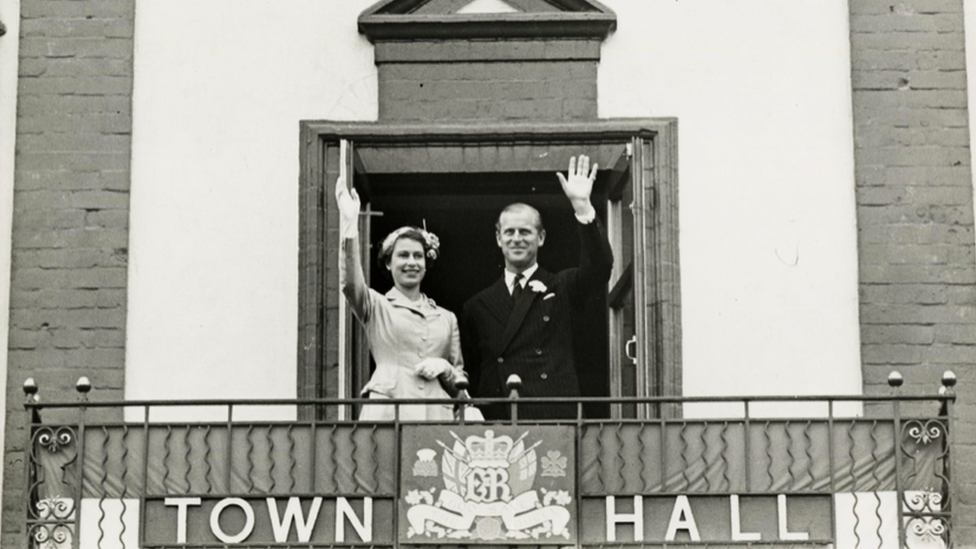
[
  {"x1": 0, "y1": 0, "x2": 19, "y2": 524},
  {"x1": 126, "y1": 0, "x2": 862, "y2": 416},
  {"x1": 967, "y1": 0, "x2": 976, "y2": 263},
  {"x1": 126, "y1": 1, "x2": 377, "y2": 419},
  {"x1": 600, "y1": 1, "x2": 862, "y2": 414}
]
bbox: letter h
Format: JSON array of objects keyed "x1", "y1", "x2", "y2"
[{"x1": 606, "y1": 496, "x2": 644, "y2": 541}]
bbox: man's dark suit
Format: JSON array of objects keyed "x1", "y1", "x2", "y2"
[{"x1": 461, "y1": 219, "x2": 613, "y2": 420}]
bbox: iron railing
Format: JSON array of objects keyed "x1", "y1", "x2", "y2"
[{"x1": 23, "y1": 371, "x2": 956, "y2": 548}]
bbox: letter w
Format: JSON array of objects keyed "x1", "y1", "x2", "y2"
[{"x1": 267, "y1": 497, "x2": 322, "y2": 542}]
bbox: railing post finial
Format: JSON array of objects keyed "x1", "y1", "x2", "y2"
[
  {"x1": 455, "y1": 373, "x2": 470, "y2": 393},
  {"x1": 22, "y1": 378, "x2": 38, "y2": 402},
  {"x1": 887, "y1": 370, "x2": 904, "y2": 391},
  {"x1": 506, "y1": 374, "x2": 521, "y2": 424},
  {"x1": 454, "y1": 373, "x2": 470, "y2": 423},
  {"x1": 506, "y1": 374, "x2": 522, "y2": 397},
  {"x1": 941, "y1": 370, "x2": 957, "y2": 393},
  {"x1": 76, "y1": 376, "x2": 91, "y2": 401}
]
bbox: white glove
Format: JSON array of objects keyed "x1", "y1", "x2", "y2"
[
  {"x1": 413, "y1": 358, "x2": 453, "y2": 380},
  {"x1": 334, "y1": 144, "x2": 360, "y2": 239}
]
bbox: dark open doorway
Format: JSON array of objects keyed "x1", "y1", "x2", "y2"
[
  {"x1": 365, "y1": 171, "x2": 611, "y2": 417},
  {"x1": 298, "y1": 120, "x2": 681, "y2": 421}
]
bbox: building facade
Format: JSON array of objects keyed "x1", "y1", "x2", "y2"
[{"x1": 0, "y1": 0, "x2": 974, "y2": 547}]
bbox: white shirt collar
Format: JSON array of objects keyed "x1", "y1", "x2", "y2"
[{"x1": 504, "y1": 263, "x2": 539, "y2": 294}]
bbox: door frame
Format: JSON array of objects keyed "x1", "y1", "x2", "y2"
[{"x1": 297, "y1": 119, "x2": 680, "y2": 419}]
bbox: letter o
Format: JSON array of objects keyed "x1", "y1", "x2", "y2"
[{"x1": 210, "y1": 498, "x2": 255, "y2": 543}]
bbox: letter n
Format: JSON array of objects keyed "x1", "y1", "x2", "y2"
[{"x1": 336, "y1": 497, "x2": 372, "y2": 543}]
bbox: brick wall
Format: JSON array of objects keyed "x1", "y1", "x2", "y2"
[
  {"x1": 2, "y1": 0, "x2": 134, "y2": 544},
  {"x1": 849, "y1": 0, "x2": 976, "y2": 544},
  {"x1": 375, "y1": 39, "x2": 600, "y2": 121},
  {"x1": 5, "y1": 0, "x2": 976, "y2": 545}
]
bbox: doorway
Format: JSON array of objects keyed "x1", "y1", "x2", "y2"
[
  {"x1": 364, "y1": 171, "x2": 610, "y2": 417},
  {"x1": 296, "y1": 120, "x2": 681, "y2": 420}
]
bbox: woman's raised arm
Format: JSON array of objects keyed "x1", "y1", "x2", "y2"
[{"x1": 336, "y1": 157, "x2": 368, "y2": 320}]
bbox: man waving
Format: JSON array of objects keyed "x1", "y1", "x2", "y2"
[{"x1": 461, "y1": 154, "x2": 613, "y2": 420}]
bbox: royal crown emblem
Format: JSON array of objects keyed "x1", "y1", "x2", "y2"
[
  {"x1": 401, "y1": 426, "x2": 575, "y2": 543},
  {"x1": 465, "y1": 430, "x2": 513, "y2": 469}
]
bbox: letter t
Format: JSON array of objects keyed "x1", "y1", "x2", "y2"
[{"x1": 165, "y1": 497, "x2": 201, "y2": 543}]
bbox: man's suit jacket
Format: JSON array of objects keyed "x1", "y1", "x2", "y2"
[{"x1": 461, "y1": 219, "x2": 613, "y2": 420}]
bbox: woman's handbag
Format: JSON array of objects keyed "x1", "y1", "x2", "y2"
[
  {"x1": 460, "y1": 404, "x2": 486, "y2": 422},
  {"x1": 455, "y1": 388, "x2": 485, "y2": 421}
]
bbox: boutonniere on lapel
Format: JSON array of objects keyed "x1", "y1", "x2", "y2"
[{"x1": 527, "y1": 280, "x2": 549, "y2": 295}]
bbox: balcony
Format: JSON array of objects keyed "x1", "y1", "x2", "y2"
[{"x1": 23, "y1": 373, "x2": 956, "y2": 548}]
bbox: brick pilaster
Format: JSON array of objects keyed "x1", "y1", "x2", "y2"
[
  {"x1": 2, "y1": 0, "x2": 135, "y2": 544},
  {"x1": 849, "y1": 0, "x2": 976, "y2": 544},
  {"x1": 375, "y1": 40, "x2": 600, "y2": 121}
]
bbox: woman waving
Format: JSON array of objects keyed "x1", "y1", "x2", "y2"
[{"x1": 335, "y1": 166, "x2": 465, "y2": 421}]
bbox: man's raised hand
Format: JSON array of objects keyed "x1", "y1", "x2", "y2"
[{"x1": 557, "y1": 154, "x2": 598, "y2": 216}]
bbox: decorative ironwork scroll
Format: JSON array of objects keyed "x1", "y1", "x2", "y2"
[{"x1": 27, "y1": 426, "x2": 78, "y2": 549}]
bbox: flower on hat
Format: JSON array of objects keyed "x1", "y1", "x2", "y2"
[{"x1": 423, "y1": 231, "x2": 440, "y2": 260}]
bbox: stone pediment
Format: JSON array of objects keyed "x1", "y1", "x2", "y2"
[{"x1": 359, "y1": 0, "x2": 616, "y2": 42}]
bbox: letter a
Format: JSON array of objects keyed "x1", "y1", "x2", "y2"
[
  {"x1": 605, "y1": 496, "x2": 644, "y2": 541},
  {"x1": 665, "y1": 496, "x2": 701, "y2": 542}
]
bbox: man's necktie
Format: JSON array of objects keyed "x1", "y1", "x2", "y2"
[{"x1": 512, "y1": 273, "x2": 524, "y2": 302}]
